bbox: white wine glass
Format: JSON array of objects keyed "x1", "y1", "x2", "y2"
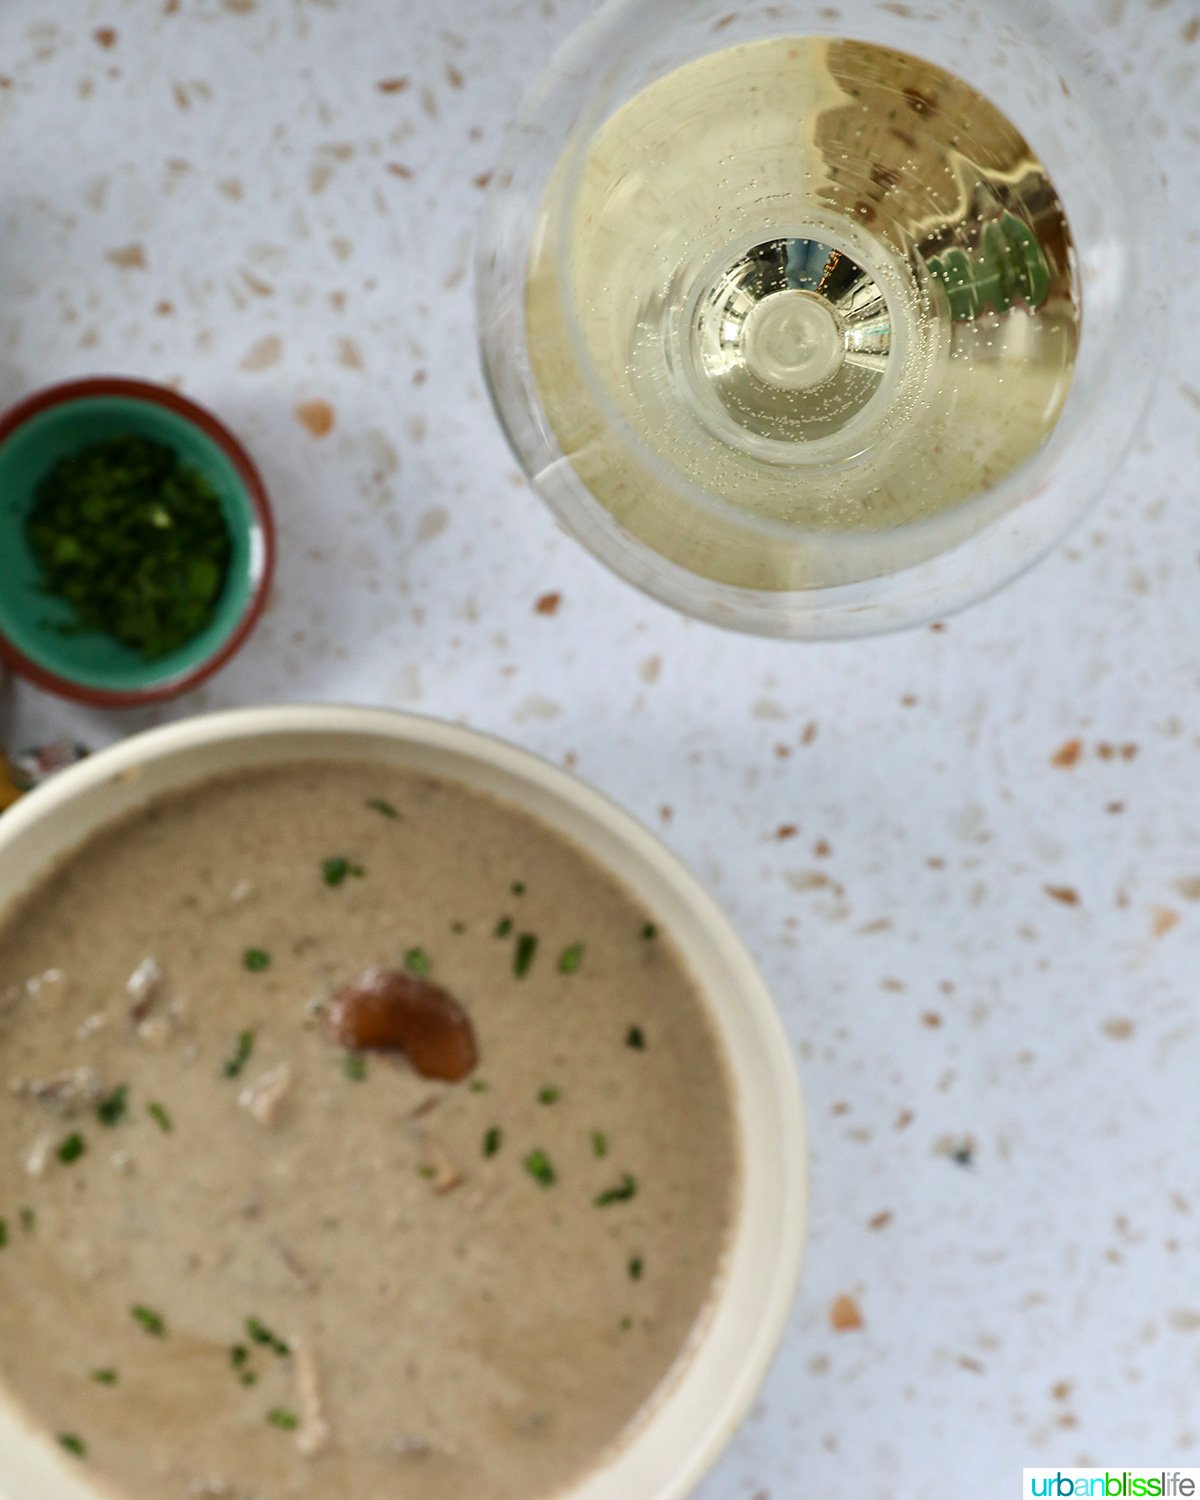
[{"x1": 478, "y1": 0, "x2": 1163, "y2": 638}]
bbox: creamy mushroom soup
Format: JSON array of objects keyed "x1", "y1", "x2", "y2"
[{"x1": 0, "y1": 762, "x2": 739, "y2": 1500}]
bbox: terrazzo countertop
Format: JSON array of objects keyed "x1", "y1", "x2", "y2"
[{"x1": 1, "y1": 1, "x2": 1198, "y2": 1496}]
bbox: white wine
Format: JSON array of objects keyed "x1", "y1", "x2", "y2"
[{"x1": 526, "y1": 36, "x2": 1081, "y2": 591}]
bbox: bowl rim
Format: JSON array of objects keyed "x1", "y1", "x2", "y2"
[
  {"x1": 0, "y1": 376, "x2": 276, "y2": 708},
  {"x1": 0, "y1": 703, "x2": 808, "y2": 1500}
]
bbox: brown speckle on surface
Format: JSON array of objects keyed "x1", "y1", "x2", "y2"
[
  {"x1": 1151, "y1": 907, "x2": 1180, "y2": 938},
  {"x1": 446, "y1": 63, "x2": 464, "y2": 88},
  {"x1": 415, "y1": 508, "x2": 448, "y2": 544},
  {"x1": 387, "y1": 162, "x2": 415, "y2": 180},
  {"x1": 1184, "y1": 14, "x2": 1199, "y2": 41},
  {"x1": 337, "y1": 336, "x2": 364, "y2": 370},
  {"x1": 377, "y1": 77, "x2": 409, "y2": 93},
  {"x1": 712, "y1": 12, "x2": 739, "y2": 28},
  {"x1": 639, "y1": 655, "x2": 662, "y2": 684},
  {"x1": 775, "y1": 824, "x2": 798, "y2": 841},
  {"x1": 868, "y1": 1210, "x2": 893, "y2": 1231},
  {"x1": 801, "y1": 721, "x2": 819, "y2": 745},
  {"x1": 473, "y1": 170, "x2": 493, "y2": 190},
  {"x1": 1175, "y1": 876, "x2": 1200, "y2": 902},
  {"x1": 1044, "y1": 885, "x2": 1080, "y2": 906},
  {"x1": 217, "y1": 177, "x2": 244, "y2": 201},
  {"x1": 830, "y1": 1294, "x2": 864, "y2": 1332},
  {"x1": 105, "y1": 243, "x2": 146, "y2": 270},
  {"x1": 535, "y1": 592, "x2": 561, "y2": 617},
  {"x1": 1103, "y1": 1017, "x2": 1135, "y2": 1040},
  {"x1": 240, "y1": 334, "x2": 282, "y2": 371},
  {"x1": 296, "y1": 401, "x2": 336, "y2": 439},
  {"x1": 240, "y1": 269, "x2": 274, "y2": 298},
  {"x1": 921, "y1": 1011, "x2": 942, "y2": 1028},
  {"x1": 93, "y1": 26, "x2": 118, "y2": 47},
  {"x1": 1051, "y1": 738, "x2": 1083, "y2": 768}
]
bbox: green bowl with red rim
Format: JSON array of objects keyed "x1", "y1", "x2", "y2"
[{"x1": 0, "y1": 377, "x2": 275, "y2": 707}]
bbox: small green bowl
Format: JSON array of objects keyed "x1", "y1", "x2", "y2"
[{"x1": 0, "y1": 377, "x2": 275, "y2": 707}]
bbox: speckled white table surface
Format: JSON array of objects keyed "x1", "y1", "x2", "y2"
[{"x1": 1, "y1": 1, "x2": 1198, "y2": 1496}]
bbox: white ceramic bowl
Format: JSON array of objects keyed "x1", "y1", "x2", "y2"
[{"x1": 0, "y1": 705, "x2": 807, "y2": 1500}]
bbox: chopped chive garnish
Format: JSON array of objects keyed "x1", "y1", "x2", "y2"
[
  {"x1": 59, "y1": 1433, "x2": 86, "y2": 1458},
  {"x1": 537, "y1": 1086, "x2": 560, "y2": 1105},
  {"x1": 223, "y1": 1029, "x2": 255, "y2": 1078},
  {"x1": 96, "y1": 1084, "x2": 129, "y2": 1126},
  {"x1": 19, "y1": 1207, "x2": 35, "y2": 1234},
  {"x1": 495, "y1": 916, "x2": 513, "y2": 938},
  {"x1": 147, "y1": 1102, "x2": 173, "y2": 1133},
  {"x1": 628, "y1": 1256, "x2": 644, "y2": 1281},
  {"x1": 511, "y1": 881, "x2": 526, "y2": 896},
  {"x1": 267, "y1": 1408, "x2": 299, "y2": 1430},
  {"x1": 0, "y1": 1219, "x2": 7, "y2": 1249},
  {"x1": 91, "y1": 1368, "x2": 118, "y2": 1385},
  {"x1": 243, "y1": 948, "x2": 270, "y2": 972},
  {"x1": 595, "y1": 1173, "x2": 638, "y2": 1208},
  {"x1": 451, "y1": 920, "x2": 466, "y2": 934},
  {"x1": 343, "y1": 1052, "x2": 367, "y2": 1082},
  {"x1": 619, "y1": 1316, "x2": 633, "y2": 1332},
  {"x1": 28, "y1": 434, "x2": 231, "y2": 660},
  {"x1": 591, "y1": 1131, "x2": 608, "y2": 1159},
  {"x1": 58, "y1": 1132, "x2": 86, "y2": 1165},
  {"x1": 366, "y1": 798, "x2": 399, "y2": 819},
  {"x1": 131, "y1": 1305, "x2": 166, "y2": 1337},
  {"x1": 626, "y1": 1026, "x2": 646, "y2": 1050},
  {"x1": 246, "y1": 1317, "x2": 289, "y2": 1357},
  {"x1": 321, "y1": 856, "x2": 364, "y2": 887},
  {"x1": 404, "y1": 947, "x2": 431, "y2": 976},
  {"x1": 469, "y1": 1079, "x2": 488, "y2": 1094},
  {"x1": 417, "y1": 1164, "x2": 436, "y2": 1180},
  {"x1": 483, "y1": 1127, "x2": 503, "y2": 1158},
  {"x1": 230, "y1": 1345, "x2": 249, "y2": 1368},
  {"x1": 514, "y1": 932, "x2": 538, "y2": 977},
  {"x1": 524, "y1": 1149, "x2": 556, "y2": 1187},
  {"x1": 558, "y1": 943, "x2": 584, "y2": 974},
  {"x1": 241, "y1": 1370, "x2": 258, "y2": 1386},
  {"x1": 640, "y1": 922, "x2": 657, "y2": 940}
]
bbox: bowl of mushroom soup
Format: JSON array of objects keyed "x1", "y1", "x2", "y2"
[{"x1": 0, "y1": 705, "x2": 806, "y2": 1500}]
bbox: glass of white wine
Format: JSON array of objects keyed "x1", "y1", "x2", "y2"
[{"x1": 478, "y1": 0, "x2": 1163, "y2": 637}]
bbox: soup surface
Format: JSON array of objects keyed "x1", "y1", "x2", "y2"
[{"x1": 0, "y1": 762, "x2": 739, "y2": 1500}]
